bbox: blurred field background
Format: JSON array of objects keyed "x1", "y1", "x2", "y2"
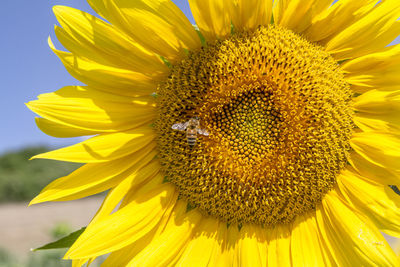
[{"x1": 0, "y1": 146, "x2": 103, "y2": 267}]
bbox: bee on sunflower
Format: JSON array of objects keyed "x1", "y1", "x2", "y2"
[{"x1": 28, "y1": 0, "x2": 400, "y2": 266}]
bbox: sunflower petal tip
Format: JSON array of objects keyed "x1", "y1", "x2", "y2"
[
  {"x1": 47, "y1": 36, "x2": 56, "y2": 49},
  {"x1": 52, "y1": 5, "x2": 64, "y2": 15},
  {"x1": 28, "y1": 198, "x2": 38, "y2": 207}
]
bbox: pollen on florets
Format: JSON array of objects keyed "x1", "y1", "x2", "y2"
[{"x1": 155, "y1": 25, "x2": 353, "y2": 226}]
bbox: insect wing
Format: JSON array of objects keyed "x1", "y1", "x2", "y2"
[
  {"x1": 172, "y1": 121, "x2": 189, "y2": 131},
  {"x1": 197, "y1": 128, "x2": 209, "y2": 136}
]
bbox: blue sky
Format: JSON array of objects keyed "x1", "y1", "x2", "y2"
[{"x1": 1, "y1": 1, "x2": 399, "y2": 154}]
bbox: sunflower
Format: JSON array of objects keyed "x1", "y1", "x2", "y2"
[{"x1": 27, "y1": 0, "x2": 400, "y2": 266}]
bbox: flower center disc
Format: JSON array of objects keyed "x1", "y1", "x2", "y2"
[{"x1": 155, "y1": 25, "x2": 353, "y2": 226}]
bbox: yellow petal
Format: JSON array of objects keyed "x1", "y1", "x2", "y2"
[
  {"x1": 304, "y1": 0, "x2": 377, "y2": 42},
  {"x1": 27, "y1": 86, "x2": 155, "y2": 132},
  {"x1": 101, "y1": 191, "x2": 179, "y2": 267},
  {"x1": 266, "y1": 224, "x2": 291, "y2": 266},
  {"x1": 274, "y1": 0, "x2": 332, "y2": 33},
  {"x1": 354, "y1": 89, "x2": 400, "y2": 115},
  {"x1": 189, "y1": 0, "x2": 231, "y2": 43},
  {"x1": 353, "y1": 116, "x2": 400, "y2": 134},
  {"x1": 35, "y1": 118, "x2": 99, "y2": 138},
  {"x1": 102, "y1": 0, "x2": 201, "y2": 62},
  {"x1": 344, "y1": 57, "x2": 400, "y2": 92},
  {"x1": 206, "y1": 223, "x2": 229, "y2": 267},
  {"x1": 48, "y1": 38, "x2": 158, "y2": 96},
  {"x1": 353, "y1": 90, "x2": 400, "y2": 129},
  {"x1": 117, "y1": 169, "x2": 167, "y2": 212},
  {"x1": 90, "y1": 167, "x2": 162, "y2": 227},
  {"x1": 349, "y1": 151, "x2": 400, "y2": 186},
  {"x1": 30, "y1": 146, "x2": 156, "y2": 204},
  {"x1": 65, "y1": 183, "x2": 177, "y2": 259},
  {"x1": 229, "y1": 0, "x2": 272, "y2": 32},
  {"x1": 216, "y1": 224, "x2": 238, "y2": 267},
  {"x1": 291, "y1": 211, "x2": 332, "y2": 266},
  {"x1": 317, "y1": 189, "x2": 398, "y2": 266},
  {"x1": 32, "y1": 126, "x2": 156, "y2": 163},
  {"x1": 342, "y1": 44, "x2": 400, "y2": 74},
  {"x1": 175, "y1": 216, "x2": 221, "y2": 266},
  {"x1": 338, "y1": 169, "x2": 400, "y2": 238},
  {"x1": 351, "y1": 131, "x2": 400, "y2": 171},
  {"x1": 128, "y1": 203, "x2": 203, "y2": 266},
  {"x1": 236, "y1": 224, "x2": 267, "y2": 267},
  {"x1": 53, "y1": 6, "x2": 168, "y2": 78},
  {"x1": 87, "y1": 0, "x2": 107, "y2": 18},
  {"x1": 325, "y1": 0, "x2": 400, "y2": 60}
]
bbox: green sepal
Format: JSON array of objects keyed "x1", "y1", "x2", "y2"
[
  {"x1": 159, "y1": 56, "x2": 172, "y2": 68},
  {"x1": 337, "y1": 59, "x2": 348, "y2": 65},
  {"x1": 390, "y1": 185, "x2": 400, "y2": 195},
  {"x1": 32, "y1": 227, "x2": 86, "y2": 251},
  {"x1": 186, "y1": 202, "x2": 197, "y2": 212},
  {"x1": 193, "y1": 24, "x2": 207, "y2": 47},
  {"x1": 230, "y1": 22, "x2": 236, "y2": 35}
]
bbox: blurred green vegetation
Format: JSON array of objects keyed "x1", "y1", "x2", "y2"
[
  {"x1": 50, "y1": 222, "x2": 74, "y2": 240},
  {"x1": 0, "y1": 223, "x2": 104, "y2": 267},
  {"x1": 0, "y1": 146, "x2": 80, "y2": 203}
]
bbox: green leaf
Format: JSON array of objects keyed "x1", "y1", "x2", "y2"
[{"x1": 32, "y1": 227, "x2": 86, "y2": 251}]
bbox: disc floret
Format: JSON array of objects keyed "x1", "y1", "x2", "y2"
[{"x1": 156, "y1": 25, "x2": 353, "y2": 225}]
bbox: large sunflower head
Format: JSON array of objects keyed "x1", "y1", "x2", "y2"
[{"x1": 28, "y1": 0, "x2": 400, "y2": 266}]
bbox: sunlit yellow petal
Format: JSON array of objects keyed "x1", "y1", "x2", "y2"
[
  {"x1": 305, "y1": 0, "x2": 377, "y2": 42},
  {"x1": 48, "y1": 38, "x2": 158, "y2": 96},
  {"x1": 342, "y1": 44, "x2": 400, "y2": 74},
  {"x1": 349, "y1": 151, "x2": 400, "y2": 186},
  {"x1": 273, "y1": 0, "x2": 332, "y2": 33},
  {"x1": 128, "y1": 204, "x2": 202, "y2": 266},
  {"x1": 353, "y1": 116, "x2": 400, "y2": 134},
  {"x1": 353, "y1": 90, "x2": 400, "y2": 129},
  {"x1": 291, "y1": 211, "x2": 330, "y2": 266},
  {"x1": 229, "y1": 0, "x2": 272, "y2": 32},
  {"x1": 317, "y1": 190, "x2": 398, "y2": 266},
  {"x1": 343, "y1": 48, "x2": 400, "y2": 91},
  {"x1": 325, "y1": 0, "x2": 400, "y2": 60},
  {"x1": 53, "y1": 6, "x2": 168, "y2": 77},
  {"x1": 188, "y1": 0, "x2": 231, "y2": 42},
  {"x1": 216, "y1": 224, "x2": 238, "y2": 267},
  {"x1": 30, "y1": 148, "x2": 157, "y2": 204},
  {"x1": 101, "y1": 190, "x2": 179, "y2": 267},
  {"x1": 102, "y1": 0, "x2": 201, "y2": 62},
  {"x1": 266, "y1": 224, "x2": 291, "y2": 266},
  {"x1": 87, "y1": 0, "x2": 107, "y2": 18},
  {"x1": 175, "y1": 216, "x2": 220, "y2": 266},
  {"x1": 32, "y1": 127, "x2": 156, "y2": 163},
  {"x1": 35, "y1": 118, "x2": 99, "y2": 138},
  {"x1": 338, "y1": 169, "x2": 400, "y2": 238},
  {"x1": 236, "y1": 224, "x2": 267, "y2": 267},
  {"x1": 27, "y1": 86, "x2": 155, "y2": 132},
  {"x1": 65, "y1": 183, "x2": 177, "y2": 259},
  {"x1": 351, "y1": 132, "x2": 400, "y2": 171}
]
